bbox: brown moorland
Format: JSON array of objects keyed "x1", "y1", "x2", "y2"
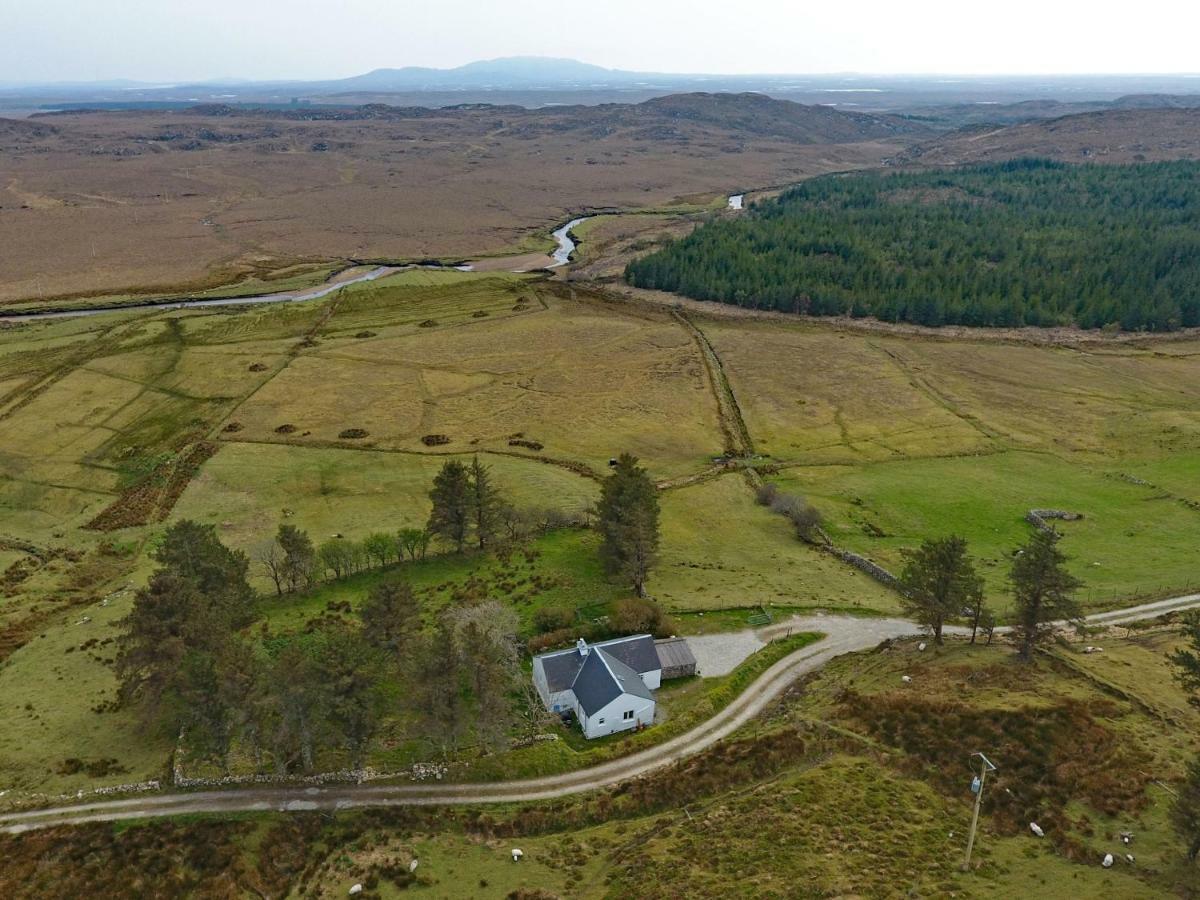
[
  {"x1": 0, "y1": 93, "x2": 923, "y2": 305},
  {"x1": 895, "y1": 106, "x2": 1200, "y2": 167}
]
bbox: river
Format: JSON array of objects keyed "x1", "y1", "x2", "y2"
[
  {"x1": 2, "y1": 193, "x2": 745, "y2": 323},
  {"x1": 550, "y1": 217, "x2": 588, "y2": 268}
]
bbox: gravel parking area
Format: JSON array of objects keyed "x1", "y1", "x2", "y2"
[{"x1": 686, "y1": 631, "x2": 766, "y2": 677}]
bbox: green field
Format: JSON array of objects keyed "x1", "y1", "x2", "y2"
[{"x1": 772, "y1": 449, "x2": 1200, "y2": 611}]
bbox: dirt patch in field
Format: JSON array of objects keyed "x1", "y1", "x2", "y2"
[
  {"x1": 84, "y1": 442, "x2": 219, "y2": 531},
  {"x1": 338, "y1": 428, "x2": 369, "y2": 439}
]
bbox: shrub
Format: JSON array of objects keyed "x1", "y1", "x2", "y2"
[
  {"x1": 611, "y1": 597, "x2": 675, "y2": 638},
  {"x1": 754, "y1": 483, "x2": 780, "y2": 507},
  {"x1": 768, "y1": 491, "x2": 824, "y2": 542},
  {"x1": 533, "y1": 606, "x2": 576, "y2": 633}
]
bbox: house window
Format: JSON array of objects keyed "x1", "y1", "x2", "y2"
[
  {"x1": 598, "y1": 718, "x2": 605, "y2": 725},
  {"x1": 623, "y1": 710, "x2": 634, "y2": 720}
]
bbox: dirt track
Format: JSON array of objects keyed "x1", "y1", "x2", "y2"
[{"x1": 2, "y1": 594, "x2": 1195, "y2": 834}]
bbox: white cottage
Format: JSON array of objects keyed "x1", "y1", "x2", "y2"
[{"x1": 532, "y1": 635, "x2": 661, "y2": 739}]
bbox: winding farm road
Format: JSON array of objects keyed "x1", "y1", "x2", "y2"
[{"x1": 2, "y1": 594, "x2": 1196, "y2": 834}]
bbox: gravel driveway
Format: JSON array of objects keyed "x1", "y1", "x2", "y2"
[{"x1": 686, "y1": 631, "x2": 766, "y2": 676}]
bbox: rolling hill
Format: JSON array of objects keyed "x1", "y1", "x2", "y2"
[{"x1": 895, "y1": 107, "x2": 1200, "y2": 165}]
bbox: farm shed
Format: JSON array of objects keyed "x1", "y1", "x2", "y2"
[{"x1": 655, "y1": 637, "x2": 697, "y2": 679}]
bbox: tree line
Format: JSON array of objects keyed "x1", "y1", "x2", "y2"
[
  {"x1": 896, "y1": 528, "x2": 1080, "y2": 658},
  {"x1": 256, "y1": 456, "x2": 587, "y2": 596},
  {"x1": 626, "y1": 159, "x2": 1200, "y2": 332}
]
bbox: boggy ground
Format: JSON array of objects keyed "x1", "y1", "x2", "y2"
[{"x1": 0, "y1": 96, "x2": 909, "y2": 306}]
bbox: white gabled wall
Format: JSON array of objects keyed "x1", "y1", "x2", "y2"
[
  {"x1": 641, "y1": 669, "x2": 662, "y2": 691},
  {"x1": 581, "y1": 694, "x2": 655, "y2": 740},
  {"x1": 532, "y1": 659, "x2": 577, "y2": 713}
]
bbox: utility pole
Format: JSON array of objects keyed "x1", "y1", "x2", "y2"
[{"x1": 962, "y1": 752, "x2": 997, "y2": 872}]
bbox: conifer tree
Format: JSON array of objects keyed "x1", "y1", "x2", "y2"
[
  {"x1": 427, "y1": 459, "x2": 471, "y2": 552},
  {"x1": 596, "y1": 453, "x2": 660, "y2": 597},
  {"x1": 1010, "y1": 529, "x2": 1082, "y2": 660}
]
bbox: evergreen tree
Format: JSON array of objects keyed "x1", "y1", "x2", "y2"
[
  {"x1": 360, "y1": 578, "x2": 421, "y2": 664},
  {"x1": 468, "y1": 455, "x2": 505, "y2": 551},
  {"x1": 428, "y1": 459, "x2": 471, "y2": 552},
  {"x1": 625, "y1": 160, "x2": 1200, "y2": 332},
  {"x1": 276, "y1": 524, "x2": 316, "y2": 592},
  {"x1": 1170, "y1": 613, "x2": 1200, "y2": 861},
  {"x1": 115, "y1": 521, "x2": 257, "y2": 744},
  {"x1": 1010, "y1": 530, "x2": 1083, "y2": 660},
  {"x1": 596, "y1": 453, "x2": 661, "y2": 597},
  {"x1": 897, "y1": 535, "x2": 983, "y2": 646},
  {"x1": 1170, "y1": 611, "x2": 1200, "y2": 706},
  {"x1": 415, "y1": 618, "x2": 465, "y2": 757}
]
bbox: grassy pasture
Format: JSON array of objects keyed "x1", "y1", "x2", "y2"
[
  {"x1": 225, "y1": 276, "x2": 723, "y2": 479},
  {"x1": 772, "y1": 450, "x2": 1200, "y2": 611},
  {"x1": 654, "y1": 474, "x2": 898, "y2": 613},
  {"x1": 704, "y1": 319, "x2": 996, "y2": 463},
  {"x1": 172, "y1": 443, "x2": 599, "y2": 588}
]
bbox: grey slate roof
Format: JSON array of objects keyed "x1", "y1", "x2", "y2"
[
  {"x1": 537, "y1": 634, "x2": 659, "y2": 693},
  {"x1": 595, "y1": 634, "x2": 659, "y2": 675},
  {"x1": 540, "y1": 649, "x2": 586, "y2": 693},
  {"x1": 571, "y1": 651, "x2": 621, "y2": 717},
  {"x1": 572, "y1": 648, "x2": 654, "y2": 717}
]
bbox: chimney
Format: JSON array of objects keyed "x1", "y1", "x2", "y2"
[{"x1": 576, "y1": 637, "x2": 589, "y2": 657}]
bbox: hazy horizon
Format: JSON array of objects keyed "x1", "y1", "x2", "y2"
[{"x1": 5, "y1": 0, "x2": 1200, "y2": 84}]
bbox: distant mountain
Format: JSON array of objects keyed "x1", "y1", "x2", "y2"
[
  {"x1": 311, "y1": 57, "x2": 639, "y2": 93},
  {"x1": 893, "y1": 107, "x2": 1200, "y2": 166},
  {"x1": 6, "y1": 60, "x2": 1200, "y2": 119}
]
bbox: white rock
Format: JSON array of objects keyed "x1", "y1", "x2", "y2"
[
  {"x1": 1102, "y1": 853, "x2": 1114, "y2": 868},
  {"x1": 1125, "y1": 854, "x2": 1135, "y2": 864},
  {"x1": 901, "y1": 675, "x2": 912, "y2": 683},
  {"x1": 918, "y1": 642, "x2": 927, "y2": 652},
  {"x1": 409, "y1": 859, "x2": 419, "y2": 872},
  {"x1": 349, "y1": 885, "x2": 363, "y2": 896},
  {"x1": 1029, "y1": 822, "x2": 1044, "y2": 838},
  {"x1": 512, "y1": 848, "x2": 524, "y2": 861}
]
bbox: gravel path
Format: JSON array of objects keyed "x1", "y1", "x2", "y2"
[{"x1": 2, "y1": 595, "x2": 1195, "y2": 834}]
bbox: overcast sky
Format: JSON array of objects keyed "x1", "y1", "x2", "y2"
[{"x1": 4, "y1": 0, "x2": 1198, "y2": 83}]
